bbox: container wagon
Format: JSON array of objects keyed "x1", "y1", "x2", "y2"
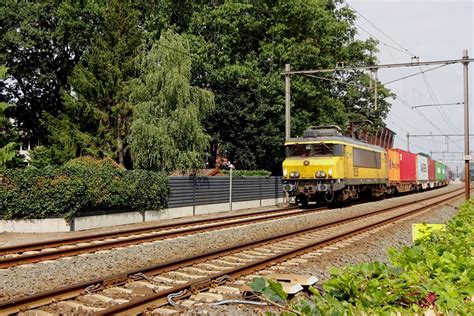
[
  {"x1": 394, "y1": 148, "x2": 417, "y2": 192},
  {"x1": 428, "y1": 158, "x2": 436, "y2": 188},
  {"x1": 416, "y1": 154, "x2": 429, "y2": 190}
]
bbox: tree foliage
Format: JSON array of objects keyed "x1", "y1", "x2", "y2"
[
  {"x1": 0, "y1": 142, "x2": 16, "y2": 169},
  {"x1": 47, "y1": 0, "x2": 143, "y2": 166},
  {"x1": 0, "y1": 0, "x2": 394, "y2": 173},
  {"x1": 130, "y1": 30, "x2": 214, "y2": 172},
  {"x1": 0, "y1": 0, "x2": 99, "y2": 139},
  {"x1": 186, "y1": 0, "x2": 391, "y2": 171}
]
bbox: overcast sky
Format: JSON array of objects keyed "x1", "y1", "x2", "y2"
[{"x1": 347, "y1": 0, "x2": 474, "y2": 175}]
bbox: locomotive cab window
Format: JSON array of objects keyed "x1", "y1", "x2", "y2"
[
  {"x1": 353, "y1": 148, "x2": 381, "y2": 168},
  {"x1": 287, "y1": 143, "x2": 344, "y2": 157}
]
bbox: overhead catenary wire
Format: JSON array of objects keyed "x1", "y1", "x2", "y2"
[
  {"x1": 394, "y1": 134, "x2": 432, "y2": 153},
  {"x1": 382, "y1": 64, "x2": 448, "y2": 85},
  {"x1": 396, "y1": 95, "x2": 464, "y2": 152},
  {"x1": 416, "y1": 67, "x2": 464, "y2": 152},
  {"x1": 347, "y1": 3, "x2": 416, "y2": 56},
  {"x1": 353, "y1": 22, "x2": 413, "y2": 57},
  {"x1": 386, "y1": 117, "x2": 444, "y2": 153},
  {"x1": 345, "y1": 2, "x2": 466, "y2": 173},
  {"x1": 418, "y1": 68, "x2": 462, "y2": 135},
  {"x1": 380, "y1": 41, "x2": 440, "y2": 150},
  {"x1": 347, "y1": 5, "x2": 463, "y2": 151},
  {"x1": 304, "y1": 74, "x2": 369, "y2": 89}
]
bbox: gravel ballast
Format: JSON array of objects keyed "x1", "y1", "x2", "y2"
[{"x1": 0, "y1": 184, "x2": 464, "y2": 303}]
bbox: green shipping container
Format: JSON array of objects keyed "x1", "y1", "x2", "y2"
[{"x1": 435, "y1": 161, "x2": 446, "y2": 181}]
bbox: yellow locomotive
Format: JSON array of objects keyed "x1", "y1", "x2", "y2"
[{"x1": 282, "y1": 126, "x2": 387, "y2": 206}]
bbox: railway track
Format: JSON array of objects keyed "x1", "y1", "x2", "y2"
[
  {"x1": 0, "y1": 188, "x2": 463, "y2": 315},
  {"x1": 0, "y1": 205, "x2": 329, "y2": 268}
]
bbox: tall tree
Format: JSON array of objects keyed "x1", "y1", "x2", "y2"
[
  {"x1": 185, "y1": 0, "x2": 391, "y2": 172},
  {"x1": 0, "y1": 0, "x2": 99, "y2": 140},
  {"x1": 130, "y1": 30, "x2": 214, "y2": 172},
  {"x1": 49, "y1": 0, "x2": 143, "y2": 166}
]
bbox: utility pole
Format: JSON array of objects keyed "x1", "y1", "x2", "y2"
[
  {"x1": 374, "y1": 69, "x2": 378, "y2": 111},
  {"x1": 463, "y1": 50, "x2": 470, "y2": 199},
  {"x1": 407, "y1": 132, "x2": 410, "y2": 151},
  {"x1": 285, "y1": 64, "x2": 291, "y2": 141},
  {"x1": 282, "y1": 56, "x2": 474, "y2": 188}
]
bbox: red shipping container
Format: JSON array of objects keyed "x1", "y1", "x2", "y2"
[
  {"x1": 394, "y1": 148, "x2": 417, "y2": 182},
  {"x1": 428, "y1": 159, "x2": 436, "y2": 181}
]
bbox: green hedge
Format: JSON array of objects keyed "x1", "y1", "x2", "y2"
[
  {"x1": 221, "y1": 169, "x2": 272, "y2": 177},
  {"x1": 250, "y1": 200, "x2": 474, "y2": 315},
  {"x1": 0, "y1": 157, "x2": 169, "y2": 220}
]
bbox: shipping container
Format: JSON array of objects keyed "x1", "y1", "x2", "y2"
[
  {"x1": 387, "y1": 149, "x2": 400, "y2": 182},
  {"x1": 445, "y1": 165, "x2": 450, "y2": 181},
  {"x1": 416, "y1": 155, "x2": 429, "y2": 181},
  {"x1": 428, "y1": 159, "x2": 436, "y2": 181},
  {"x1": 436, "y1": 161, "x2": 446, "y2": 181},
  {"x1": 394, "y1": 148, "x2": 417, "y2": 182}
]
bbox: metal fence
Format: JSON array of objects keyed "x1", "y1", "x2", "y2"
[{"x1": 168, "y1": 176, "x2": 283, "y2": 209}]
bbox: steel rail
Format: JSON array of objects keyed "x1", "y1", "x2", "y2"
[
  {"x1": 0, "y1": 206, "x2": 301, "y2": 256},
  {"x1": 98, "y1": 189, "x2": 465, "y2": 315},
  {"x1": 0, "y1": 206, "x2": 330, "y2": 268},
  {"x1": 0, "y1": 188, "x2": 463, "y2": 315}
]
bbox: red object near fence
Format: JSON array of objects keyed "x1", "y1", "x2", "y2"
[
  {"x1": 346, "y1": 124, "x2": 396, "y2": 149},
  {"x1": 394, "y1": 148, "x2": 417, "y2": 182},
  {"x1": 428, "y1": 159, "x2": 436, "y2": 181}
]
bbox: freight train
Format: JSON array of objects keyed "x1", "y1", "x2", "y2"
[{"x1": 282, "y1": 126, "x2": 450, "y2": 206}]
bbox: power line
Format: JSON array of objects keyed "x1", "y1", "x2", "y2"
[
  {"x1": 412, "y1": 102, "x2": 463, "y2": 109},
  {"x1": 386, "y1": 117, "x2": 445, "y2": 154},
  {"x1": 304, "y1": 74, "x2": 369, "y2": 89},
  {"x1": 345, "y1": 2, "x2": 466, "y2": 154},
  {"x1": 394, "y1": 135, "x2": 432, "y2": 153},
  {"x1": 347, "y1": 3, "x2": 416, "y2": 56},
  {"x1": 283, "y1": 58, "x2": 473, "y2": 75},
  {"x1": 395, "y1": 95, "x2": 458, "y2": 140},
  {"x1": 387, "y1": 111, "x2": 426, "y2": 134},
  {"x1": 155, "y1": 42, "x2": 193, "y2": 57},
  {"x1": 382, "y1": 64, "x2": 448, "y2": 85},
  {"x1": 419, "y1": 67, "x2": 461, "y2": 134},
  {"x1": 353, "y1": 22, "x2": 413, "y2": 56}
]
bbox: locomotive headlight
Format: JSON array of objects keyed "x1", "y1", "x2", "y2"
[
  {"x1": 328, "y1": 168, "x2": 333, "y2": 178},
  {"x1": 315, "y1": 171, "x2": 326, "y2": 178},
  {"x1": 283, "y1": 169, "x2": 288, "y2": 177},
  {"x1": 289, "y1": 171, "x2": 300, "y2": 178}
]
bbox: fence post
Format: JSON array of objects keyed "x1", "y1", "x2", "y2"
[
  {"x1": 259, "y1": 176, "x2": 262, "y2": 207},
  {"x1": 275, "y1": 176, "x2": 278, "y2": 205},
  {"x1": 192, "y1": 175, "x2": 196, "y2": 216},
  {"x1": 229, "y1": 168, "x2": 233, "y2": 211}
]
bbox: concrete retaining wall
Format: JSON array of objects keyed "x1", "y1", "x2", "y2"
[
  {"x1": 1, "y1": 197, "x2": 284, "y2": 233},
  {"x1": 0, "y1": 218, "x2": 72, "y2": 233}
]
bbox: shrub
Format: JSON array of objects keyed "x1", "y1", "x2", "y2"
[
  {"x1": 0, "y1": 158, "x2": 169, "y2": 220},
  {"x1": 29, "y1": 146, "x2": 56, "y2": 168},
  {"x1": 249, "y1": 200, "x2": 474, "y2": 315},
  {"x1": 65, "y1": 156, "x2": 124, "y2": 170},
  {"x1": 221, "y1": 169, "x2": 272, "y2": 177}
]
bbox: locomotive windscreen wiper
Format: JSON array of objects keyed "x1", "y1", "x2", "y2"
[{"x1": 321, "y1": 143, "x2": 333, "y2": 154}]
